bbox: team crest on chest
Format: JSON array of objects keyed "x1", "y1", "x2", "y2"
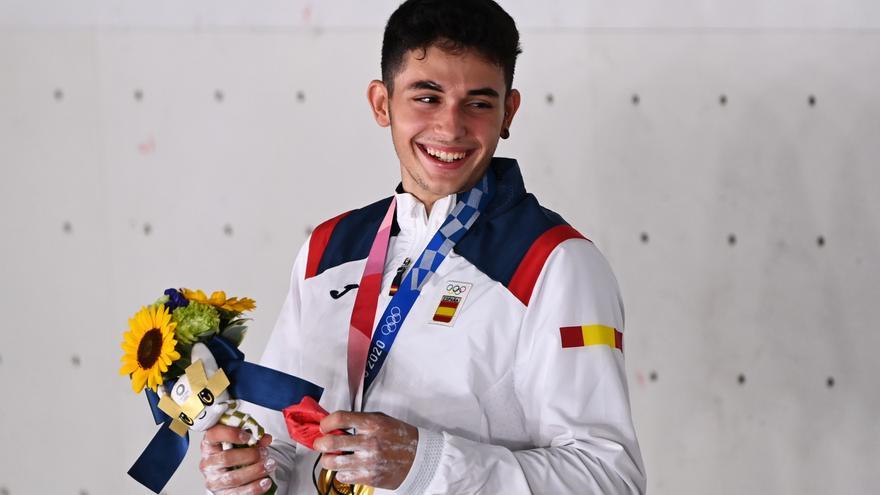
[{"x1": 431, "y1": 281, "x2": 472, "y2": 326}]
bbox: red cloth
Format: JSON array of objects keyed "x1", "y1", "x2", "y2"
[{"x1": 283, "y1": 396, "x2": 344, "y2": 451}]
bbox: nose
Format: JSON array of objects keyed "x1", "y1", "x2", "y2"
[{"x1": 433, "y1": 103, "x2": 467, "y2": 141}]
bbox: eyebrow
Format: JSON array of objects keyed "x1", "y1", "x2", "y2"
[{"x1": 408, "y1": 80, "x2": 500, "y2": 98}]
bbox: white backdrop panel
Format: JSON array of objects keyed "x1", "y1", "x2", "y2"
[
  {"x1": 1, "y1": 22, "x2": 878, "y2": 495},
  {"x1": 2, "y1": 0, "x2": 880, "y2": 30}
]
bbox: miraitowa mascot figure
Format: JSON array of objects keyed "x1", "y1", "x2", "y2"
[{"x1": 157, "y1": 342, "x2": 277, "y2": 493}]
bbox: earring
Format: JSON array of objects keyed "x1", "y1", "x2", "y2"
[{"x1": 501, "y1": 128, "x2": 510, "y2": 139}]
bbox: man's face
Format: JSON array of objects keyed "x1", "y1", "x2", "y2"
[{"x1": 369, "y1": 45, "x2": 520, "y2": 205}]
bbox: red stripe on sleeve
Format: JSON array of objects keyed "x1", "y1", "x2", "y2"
[
  {"x1": 305, "y1": 211, "x2": 350, "y2": 279},
  {"x1": 560, "y1": 326, "x2": 585, "y2": 348},
  {"x1": 508, "y1": 224, "x2": 587, "y2": 306},
  {"x1": 615, "y1": 330, "x2": 624, "y2": 352}
]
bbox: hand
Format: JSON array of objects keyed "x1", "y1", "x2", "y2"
[
  {"x1": 199, "y1": 423, "x2": 276, "y2": 494},
  {"x1": 314, "y1": 411, "x2": 418, "y2": 490}
]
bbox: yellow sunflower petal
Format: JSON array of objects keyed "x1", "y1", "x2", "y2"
[
  {"x1": 209, "y1": 291, "x2": 227, "y2": 306},
  {"x1": 119, "y1": 361, "x2": 138, "y2": 375},
  {"x1": 131, "y1": 369, "x2": 148, "y2": 393}
]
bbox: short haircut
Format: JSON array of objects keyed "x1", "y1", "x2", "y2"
[{"x1": 381, "y1": 0, "x2": 522, "y2": 95}]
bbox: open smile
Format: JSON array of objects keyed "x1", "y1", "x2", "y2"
[{"x1": 416, "y1": 143, "x2": 475, "y2": 168}]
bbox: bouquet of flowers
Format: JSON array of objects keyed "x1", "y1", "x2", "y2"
[{"x1": 119, "y1": 288, "x2": 324, "y2": 494}]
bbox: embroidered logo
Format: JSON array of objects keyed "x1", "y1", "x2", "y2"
[
  {"x1": 329, "y1": 284, "x2": 359, "y2": 300},
  {"x1": 431, "y1": 281, "x2": 472, "y2": 326}
]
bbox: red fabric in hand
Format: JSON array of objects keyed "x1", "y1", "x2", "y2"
[{"x1": 283, "y1": 396, "x2": 344, "y2": 451}]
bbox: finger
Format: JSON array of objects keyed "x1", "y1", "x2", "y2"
[
  {"x1": 257, "y1": 434, "x2": 273, "y2": 448},
  {"x1": 205, "y1": 452, "x2": 276, "y2": 492},
  {"x1": 335, "y1": 467, "x2": 378, "y2": 486},
  {"x1": 314, "y1": 432, "x2": 373, "y2": 454},
  {"x1": 321, "y1": 411, "x2": 382, "y2": 434},
  {"x1": 320, "y1": 450, "x2": 374, "y2": 472},
  {"x1": 201, "y1": 445, "x2": 265, "y2": 473},
  {"x1": 205, "y1": 423, "x2": 254, "y2": 445},
  {"x1": 211, "y1": 476, "x2": 274, "y2": 495}
]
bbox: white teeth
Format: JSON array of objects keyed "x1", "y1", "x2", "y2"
[{"x1": 425, "y1": 146, "x2": 466, "y2": 162}]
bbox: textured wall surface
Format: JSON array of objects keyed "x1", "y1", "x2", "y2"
[{"x1": 1, "y1": 1, "x2": 878, "y2": 494}]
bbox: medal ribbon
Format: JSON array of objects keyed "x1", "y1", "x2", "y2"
[{"x1": 346, "y1": 173, "x2": 494, "y2": 409}]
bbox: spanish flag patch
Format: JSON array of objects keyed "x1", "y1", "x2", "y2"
[
  {"x1": 560, "y1": 325, "x2": 623, "y2": 352},
  {"x1": 431, "y1": 281, "x2": 472, "y2": 326}
]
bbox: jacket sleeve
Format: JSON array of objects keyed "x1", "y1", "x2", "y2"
[
  {"x1": 236, "y1": 241, "x2": 310, "y2": 492},
  {"x1": 398, "y1": 239, "x2": 646, "y2": 495}
]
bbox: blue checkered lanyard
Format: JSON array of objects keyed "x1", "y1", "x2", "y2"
[{"x1": 361, "y1": 173, "x2": 494, "y2": 406}]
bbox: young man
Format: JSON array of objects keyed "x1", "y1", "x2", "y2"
[{"x1": 199, "y1": 0, "x2": 646, "y2": 493}]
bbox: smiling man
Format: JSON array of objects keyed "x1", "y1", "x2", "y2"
[{"x1": 198, "y1": 1, "x2": 646, "y2": 494}]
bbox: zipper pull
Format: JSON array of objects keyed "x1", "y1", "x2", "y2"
[{"x1": 389, "y1": 257, "x2": 411, "y2": 296}]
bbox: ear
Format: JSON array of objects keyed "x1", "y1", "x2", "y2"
[
  {"x1": 503, "y1": 88, "x2": 522, "y2": 130},
  {"x1": 367, "y1": 79, "x2": 391, "y2": 127}
]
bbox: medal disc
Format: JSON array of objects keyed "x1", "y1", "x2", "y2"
[{"x1": 316, "y1": 468, "x2": 374, "y2": 495}]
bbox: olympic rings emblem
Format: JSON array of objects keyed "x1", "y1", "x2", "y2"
[
  {"x1": 381, "y1": 306, "x2": 402, "y2": 335},
  {"x1": 446, "y1": 283, "x2": 467, "y2": 295}
]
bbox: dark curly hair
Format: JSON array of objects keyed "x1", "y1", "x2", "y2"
[{"x1": 381, "y1": 0, "x2": 522, "y2": 94}]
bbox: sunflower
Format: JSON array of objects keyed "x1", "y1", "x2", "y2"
[
  {"x1": 119, "y1": 304, "x2": 181, "y2": 393},
  {"x1": 181, "y1": 288, "x2": 256, "y2": 313}
]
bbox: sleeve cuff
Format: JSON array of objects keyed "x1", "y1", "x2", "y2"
[{"x1": 394, "y1": 427, "x2": 444, "y2": 495}]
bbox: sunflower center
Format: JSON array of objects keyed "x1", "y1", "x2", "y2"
[{"x1": 137, "y1": 328, "x2": 164, "y2": 369}]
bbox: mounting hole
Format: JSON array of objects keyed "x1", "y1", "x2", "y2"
[
  {"x1": 719, "y1": 94, "x2": 728, "y2": 106},
  {"x1": 545, "y1": 93, "x2": 554, "y2": 105},
  {"x1": 728, "y1": 233, "x2": 737, "y2": 246},
  {"x1": 649, "y1": 371, "x2": 658, "y2": 382},
  {"x1": 134, "y1": 89, "x2": 143, "y2": 101},
  {"x1": 143, "y1": 223, "x2": 153, "y2": 236},
  {"x1": 214, "y1": 89, "x2": 225, "y2": 102},
  {"x1": 296, "y1": 90, "x2": 306, "y2": 103},
  {"x1": 640, "y1": 232, "x2": 649, "y2": 244},
  {"x1": 223, "y1": 224, "x2": 234, "y2": 237},
  {"x1": 72, "y1": 355, "x2": 81, "y2": 367},
  {"x1": 827, "y1": 376, "x2": 835, "y2": 388},
  {"x1": 737, "y1": 373, "x2": 746, "y2": 385},
  {"x1": 631, "y1": 94, "x2": 640, "y2": 105},
  {"x1": 817, "y1": 235, "x2": 825, "y2": 247},
  {"x1": 808, "y1": 95, "x2": 817, "y2": 107},
  {"x1": 305, "y1": 225, "x2": 314, "y2": 236},
  {"x1": 53, "y1": 88, "x2": 64, "y2": 101},
  {"x1": 63, "y1": 221, "x2": 73, "y2": 234}
]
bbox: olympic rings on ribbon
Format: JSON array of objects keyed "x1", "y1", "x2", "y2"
[
  {"x1": 446, "y1": 283, "x2": 467, "y2": 295},
  {"x1": 380, "y1": 306, "x2": 402, "y2": 335}
]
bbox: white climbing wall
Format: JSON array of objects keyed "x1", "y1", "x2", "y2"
[{"x1": 0, "y1": 1, "x2": 878, "y2": 494}]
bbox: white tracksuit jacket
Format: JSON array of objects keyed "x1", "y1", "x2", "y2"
[{"x1": 244, "y1": 159, "x2": 646, "y2": 494}]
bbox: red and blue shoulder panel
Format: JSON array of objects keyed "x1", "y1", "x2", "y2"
[
  {"x1": 304, "y1": 160, "x2": 590, "y2": 306},
  {"x1": 305, "y1": 196, "x2": 396, "y2": 280}
]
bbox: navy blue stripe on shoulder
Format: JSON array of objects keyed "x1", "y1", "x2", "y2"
[
  {"x1": 455, "y1": 192, "x2": 568, "y2": 288},
  {"x1": 314, "y1": 196, "x2": 395, "y2": 278}
]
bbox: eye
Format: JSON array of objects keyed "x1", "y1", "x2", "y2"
[
  {"x1": 468, "y1": 100, "x2": 493, "y2": 110},
  {"x1": 414, "y1": 95, "x2": 439, "y2": 104}
]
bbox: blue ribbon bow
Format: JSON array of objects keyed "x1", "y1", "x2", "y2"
[{"x1": 127, "y1": 336, "x2": 324, "y2": 493}]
